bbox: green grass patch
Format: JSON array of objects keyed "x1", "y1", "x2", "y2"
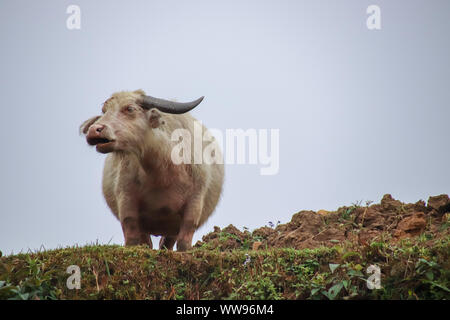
[{"x1": 0, "y1": 237, "x2": 449, "y2": 300}]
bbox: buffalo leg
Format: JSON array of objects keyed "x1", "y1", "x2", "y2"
[
  {"x1": 121, "y1": 217, "x2": 151, "y2": 246},
  {"x1": 159, "y1": 236, "x2": 176, "y2": 250},
  {"x1": 140, "y1": 233, "x2": 152, "y2": 247},
  {"x1": 118, "y1": 195, "x2": 149, "y2": 246},
  {"x1": 177, "y1": 196, "x2": 203, "y2": 251}
]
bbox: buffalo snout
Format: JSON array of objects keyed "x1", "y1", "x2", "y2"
[
  {"x1": 86, "y1": 124, "x2": 107, "y2": 145},
  {"x1": 86, "y1": 123, "x2": 115, "y2": 153}
]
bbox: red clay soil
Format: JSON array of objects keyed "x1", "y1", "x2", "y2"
[{"x1": 195, "y1": 194, "x2": 450, "y2": 251}]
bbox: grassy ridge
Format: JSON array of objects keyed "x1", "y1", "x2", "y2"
[{"x1": 1, "y1": 236, "x2": 449, "y2": 300}]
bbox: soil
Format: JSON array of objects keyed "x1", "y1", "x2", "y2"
[{"x1": 195, "y1": 194, "x2": 450, "y2": 251}]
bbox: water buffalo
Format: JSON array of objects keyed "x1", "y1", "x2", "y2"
[{"x1": 80, "y1": 90, "x2": 224, "y2": 251}]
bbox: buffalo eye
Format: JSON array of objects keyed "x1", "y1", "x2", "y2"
[{"x1": 124, "y1": 106, "x2": 134, "y2": 113}]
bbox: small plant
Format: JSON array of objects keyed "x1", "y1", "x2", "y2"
[
  {"x1": 439, "y1": 214, "x2": 450, "y2": 231},
  {"x1": 0, "y1": 256, "x2": 58, "y2": 300}
]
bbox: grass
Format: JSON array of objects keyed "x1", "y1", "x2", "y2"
[{"x1": 1, "y1": 235, "x2": 449, "y2": 300}]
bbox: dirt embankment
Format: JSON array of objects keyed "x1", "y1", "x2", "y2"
[
  {"x1": 195, "y1": 194, "x2": 450, "y2": 251},
  {"x1": 1, "y1": 194, "x2": 449, "y2": 300}
]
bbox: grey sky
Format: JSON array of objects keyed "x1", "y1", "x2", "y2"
[{"x1": 0, "y1": 0, "x2": 449, "y2": 254}]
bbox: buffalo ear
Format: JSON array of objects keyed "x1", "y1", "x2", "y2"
[
  {"x1": 79, "y1": 115, "x2": 101, "y2": 134},
  {"x1": 133, "y1": 89, "x2": 145, "y2": 96},
  {"x1": 148, "y1": 109, "x2": 165, "y2": 128}
]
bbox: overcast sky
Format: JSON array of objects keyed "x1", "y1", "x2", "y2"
[{"x1": 0, "y1": 0, "x2": 449, "y2": 254}]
